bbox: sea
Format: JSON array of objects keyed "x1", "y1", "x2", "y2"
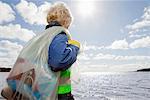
[{"x1": 0, "y1": 72, "x2": 150, "y2": 100}]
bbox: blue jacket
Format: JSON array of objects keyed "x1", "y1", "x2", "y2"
[{"x1": 47, "y1": 25, "x2": 79, "y2": 72}]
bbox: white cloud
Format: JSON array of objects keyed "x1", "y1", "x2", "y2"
[
  {"x1": 83, "y1": 44, "x2": 98, "y2": 51},
  {"x1": 114, "y1": 6, "x2": 150, "y2": 49},
  {"x1": 129, "y1": 34, "x2": 147, "y2": 38},
  {"x1": 93, "y1": 53, "x2": 115, "y2": 60},
  {"x1": 107, "y1": 39, "x2": 129, "y2": 50},
  {"x1": 82, "y1": 42, "x2": 105, "y2": 51},
  {"x1": 128, "y1": 29, "x2": 139, "y2": 34},
  {"x1": 82, "y1": 36, "x2": 150, "y2": 51},
  {"x1": 0, "y1": 24, "x2": 35, "y2": 42},
  {"x1": 107, "y1": 36, "x2": 150, "y2": 49},
  {"x1": 78, "y1": 51, "x2": 150, "y2": 61},
  {"x1": 106, "y1": 37, "x2": 150, "y2": 49},
  {"x1": 0, "y1": 40, "x2": 22, "y2": 52},
  {"x1": 78, "y1": 52, "x2": 91, "y2": 60},
  {"x1": 126, "y1": 20, "x2": 150, "y2": 31},
  {"x1": 142, "y1": 6, "x2": 150, "y2": 20},
  {"x1": 0, "y1": 1, "x2": 15, "y2": 24},
  {"x1": 126, "y1": 6, "x2": 150, "y2": 34},
  {"x1": 0, "y1": 40, "x2": 23, "y2": 67},
  {"x1": 115, "y1": 55, "x2": 150, "y2": 61},
  {"x1": 93, "y1": 53, "x2": 150, "y2": 61},
  {"x1": 16, "y1": 0, "x2": 51, "y2": 25},
  {"x1": 130, "y1": 36, "x2": 150, "y2": 48}
]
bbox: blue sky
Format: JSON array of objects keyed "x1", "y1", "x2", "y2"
[{"x1": 0, "y1": 0, "x2": 150, "y2": 72}]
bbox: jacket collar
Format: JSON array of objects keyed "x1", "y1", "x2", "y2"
[{"x1": 45, "y1": 21, "x2": 61, "y2": 29}]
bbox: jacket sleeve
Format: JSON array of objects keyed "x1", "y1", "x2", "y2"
[{"x1": 48, "y1": 32, "x2": 79, "y2": 72}]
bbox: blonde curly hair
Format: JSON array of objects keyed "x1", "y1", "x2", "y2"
[{"x1": 47, "y1": 2, "x2": 73, "y2": 28}]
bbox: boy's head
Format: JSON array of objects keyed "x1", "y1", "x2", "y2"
[{"x1": 47, "y1": 2, "x2": 73, "y2": 29}]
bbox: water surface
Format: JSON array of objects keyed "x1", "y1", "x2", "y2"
[
  {"x1": 72, "y1": 72, "x2": 150, "y2": 100},
  {"x1": 0, "y1": 72, "x2": 150, "y2": 100}
]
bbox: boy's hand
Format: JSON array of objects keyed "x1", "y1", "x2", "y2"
[{"x1": 68, "y1": 40, "x2": 80, "y2": 48}]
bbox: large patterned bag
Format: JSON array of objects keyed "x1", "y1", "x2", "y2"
[{"x1": 6, "y1": 26, "x2": 71, "y2": 100}]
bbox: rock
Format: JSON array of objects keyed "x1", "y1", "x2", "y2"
[
  {"x1": 0, "y1": 68, "x2": 11, "y2": 72},
  {"x1": 137, "y1": 68, "x2": 150, "y2": 72}
]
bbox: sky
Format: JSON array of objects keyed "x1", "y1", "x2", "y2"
[{"x1": 0, "y1": 0, "x2": 150, "y2": 72}]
